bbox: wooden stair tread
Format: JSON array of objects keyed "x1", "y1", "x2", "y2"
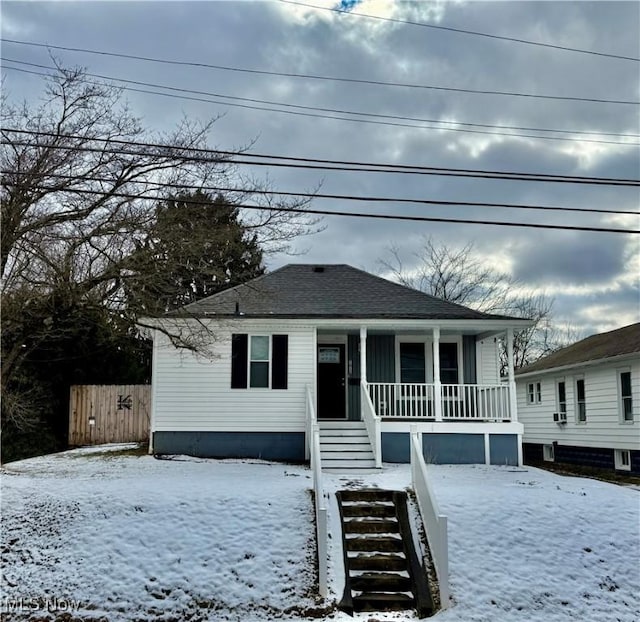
[
  {"x1": 348, "y1": 553, "x2": 408, "y2": 571},
  {"x1": 339, "y1": 489, "x2": 394, "y2": 502},
  {"x1": 337, "y1": 489, "x2": 435, "y2": 618},
  {"x1": 352, "y1": 592, "x2": 416, "y2": 612},
  {"x1": 350, "y1": 573, "x2": 413, "y2": 592}
]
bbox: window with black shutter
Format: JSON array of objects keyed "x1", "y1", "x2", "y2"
[
  {"x1": 231, "y1": 333, "x2": 288, "y2": 390},
  {"x1": 231, "y1": 334, "x2": 248, "y2": 388},
  {"x1": 271, "y1": 334, "x2": 288, "y2": 389}
]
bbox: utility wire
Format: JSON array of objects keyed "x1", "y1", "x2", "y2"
[
  {"x1": 279, "y1": 0, "x2": 640, "y2": 62},
  {"x1": 6, "y1": 65, "x2": 639, "y2": 151},
  {"x1": 3, "y1": 182, "x2": 637, "y2": 234},
  {"x1": 2, "y1": 40, "x2": 638, "y2": 105},
  {"x1": 6, "y1": 65, "x2": 639, "y2": 148},
  {"x1": 4, "y1": 169, "x2": 638, "y2": 216},
  {"x1": 3, "y1": 129, "x2": 640, "y2": 186},
  {"x1": 5, "y1": 59, "x2": 639, "y2": 139}
]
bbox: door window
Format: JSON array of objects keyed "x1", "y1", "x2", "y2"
[
  {"x1": 400, "y1": 343, "x2": 425, "y2": 383},
  {"x1": 318, "y1": 347, "x2": 341, "y2": 364},
  {"x1": 439, "y1": 343, "x2": 459, "y2": 384}
]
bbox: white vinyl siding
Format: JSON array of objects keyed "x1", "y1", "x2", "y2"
[
  {"x1": 152, "y1": 322, "x2": 315, "y2": 433},
  {"x1": 517, "y1": 359, "x2": 640, "y2": 452}
]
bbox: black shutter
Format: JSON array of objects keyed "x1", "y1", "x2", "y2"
[
  {"x1": 231, "y1": 334, "x2": 248, "y2": 388},
  {"x1": 271, "y1": 334, "x2": 288, "y2": 390}
]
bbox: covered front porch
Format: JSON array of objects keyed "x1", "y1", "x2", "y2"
[
  {"x1": 315, "y1": 323, "x2": 520, "y2": 423},
  {"x1": 311, "y1": 321, "x2": 525, "y2": 469}
]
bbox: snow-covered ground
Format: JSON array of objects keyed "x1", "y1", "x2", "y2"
[
  {"x1": 1, "y1": 445, "x2": 639, "y2": 621},
  {"x1": 1, "y1": 446, "x2": 319, "y2": 621}
]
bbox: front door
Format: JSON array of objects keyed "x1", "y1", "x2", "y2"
[{"x1": 317, "y1": 344, "x2": 346, "y2": 419}]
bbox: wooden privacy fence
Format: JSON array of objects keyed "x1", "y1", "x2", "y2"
[{"x1": 69, "y1": 385, "x2": 151, "y2": 446}]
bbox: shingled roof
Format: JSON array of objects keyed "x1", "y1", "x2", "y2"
[
  {"x1": 177, "y1": 263, "x2": 522, "y2": 321},
  {"x1": 516, "y1": 322, "x2": 640, "y2": 375}
]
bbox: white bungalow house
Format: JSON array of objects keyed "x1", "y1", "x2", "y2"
[
  {"x1": 515, "y1": 323, "x2": 640, "y2": 474},
  {"x1": 146, "y1": 264, "x2": 532, "y2": 469}
]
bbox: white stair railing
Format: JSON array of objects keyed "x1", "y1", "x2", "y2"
[
  {"x1": 410, "y1": 426, "x2": 450, "y2": 609},
  {"x1": 361, "y1": 380, "x2": 382, "y2": 468},
  {"x1": 306, "y1": 385, "x2": 328, "y2": 597}
]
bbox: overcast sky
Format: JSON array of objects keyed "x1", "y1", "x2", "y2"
[{"x1": 2, "y1": 0, "x2": 639, "y2": 337}]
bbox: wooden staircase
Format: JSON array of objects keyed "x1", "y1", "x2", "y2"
[
  {"x1": 336, "y1": 489, "x2": 434, "y2": 618},
  {"x1": 318, "y1": 421, "x2": 377, "y2": 472}
]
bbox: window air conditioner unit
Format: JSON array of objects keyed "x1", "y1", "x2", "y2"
[{"x1": 553, "y1": 412, "x2": 567, "y2": 424}]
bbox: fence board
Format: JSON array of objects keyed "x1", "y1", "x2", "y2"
[{"x1": 68, "y1": 385, "x2": 151, "y2": 446}]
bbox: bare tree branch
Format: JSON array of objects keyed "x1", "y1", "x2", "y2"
[{"x1": 380, "y1": 237, "x2": 577, "y2": 372}]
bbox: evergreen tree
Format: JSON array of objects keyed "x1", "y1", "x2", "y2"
[{"x1": 131, "y1": 191, "x2": 265, "y2": 313}]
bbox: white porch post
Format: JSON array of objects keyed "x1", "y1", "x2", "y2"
[
  {"x1": 517, "y1": 433, "x2": 524, "y2": 467},
  {"x1": 483, "y1": 433, "x2": 491, "y2": 466},
  {"x1": 507, "y1": 328, "x2": 518, "y2": 422},
  {"x1": 360, "y1": 326, "x2": 367, "y2": 383},
  {"x1": 433, "y1": 326, "x2": 442, "y2": 422}
]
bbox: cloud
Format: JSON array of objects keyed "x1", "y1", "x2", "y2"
[
  {"x1": 510, "y1": 234, "x2": 632, "y2": 286},
  {"x1": 1, "y1": 0, "x2": 638, "y2": 337}
]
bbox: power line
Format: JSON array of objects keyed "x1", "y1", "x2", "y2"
[
  {"x1": 279, "y1": 0, "x2": 640, "y2": 63},
  {"x1": 6, "y1": 65, "x2": 639, "y2": 148},
  {"x1": 5, "y1": 59, "x2": 639, "y2": 140},
  {"x1": 3, "y1": 182, "x2": 637, "y2": 234},
  {"x1": 3, "y1": 129, "x2": 640, "y2": 187},
  {"x1": 2, "y1": 40, "x2": 638, "y2": 106},
  {"x1": 5, "y1": 169, "x2": 637, "y2": 216}
]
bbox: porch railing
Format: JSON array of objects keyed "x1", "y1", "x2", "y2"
[
  {"x1": 441, "y1": 383, "x2": 510, "y2": 421},
  {"x1": 361, "y1": 381, "x2": 382, "y2": 468},
  {"x1": 367, "y1": 382, "x2": 511, "y2": 421},
  {"x1": 368, "y1": 382, "x2": 436, "y2": 418}
]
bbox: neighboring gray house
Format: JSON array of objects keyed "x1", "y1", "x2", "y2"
[
  {"x1": 516, "y1": 323, "x2": 640, "y2": 474},
  {"x1": 146, "y1": 264, "x2": 531, "y2": 469}
]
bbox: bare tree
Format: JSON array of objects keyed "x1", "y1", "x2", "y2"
[
  {"x1": 380, "y1": 238, "x2": 573, "y2": 372},
  {"x1": 1, "y1": 63, "x2": 320, "y2": 441},
  {"x1": 381, "y1": 239, "x2": 513, "y2": 313}
]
